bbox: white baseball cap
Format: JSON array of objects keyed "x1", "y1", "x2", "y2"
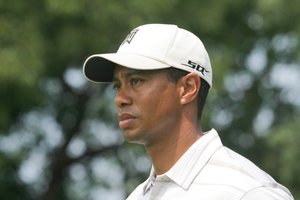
[{"x1": 83, "y1": 24, "x2": 212, "y2": 87}]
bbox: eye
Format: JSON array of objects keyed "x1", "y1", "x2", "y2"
[
  {"x1": 129, "y1": 78, "x2": 143, "y2": 86},
  {"x1": 113, "y1": 82, "x2": 121, "y2": 91}
]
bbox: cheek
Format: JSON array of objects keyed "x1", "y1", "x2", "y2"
[{"x1": 138, "y1": 86, "x2": 180, "y2": 122}]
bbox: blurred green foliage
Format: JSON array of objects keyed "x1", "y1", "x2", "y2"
[{"x1": 0, "y1": 0, "x2": 299, "y2": 199}]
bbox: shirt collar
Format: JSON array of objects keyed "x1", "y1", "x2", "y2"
[
  {"x1": 166, "y1": 129, "x2": 223, "y2": 189},
  {"x1": 142, "y1": 129, "x2": 223, "y2": 194},
  {"x1": 143, "y1": 167, "x2": 156, "y2": 195}
]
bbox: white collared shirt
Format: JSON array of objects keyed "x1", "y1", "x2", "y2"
[{"x1": 126, "y1": 129, "x2": 294, "y2": 200}]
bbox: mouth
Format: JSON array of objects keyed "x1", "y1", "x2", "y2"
[{"x1": 117, "y1": 113, "x2": 137, "y2": 129}]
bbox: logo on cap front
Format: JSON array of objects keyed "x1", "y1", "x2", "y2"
[
  {"x1": 122, "y1": 29, "x2": 139, "y2": 45},
  {"x1": 182, "y1": 60, "x2": 209, "y2": 76}
]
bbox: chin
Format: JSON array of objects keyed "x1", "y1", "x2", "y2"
[{"x1": 123, "y1": 130, "x2": 146, "y2": 145}]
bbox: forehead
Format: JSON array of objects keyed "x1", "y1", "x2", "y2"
[{"x1": 113, "y1": 66, "x2": 165, "y2": 79}]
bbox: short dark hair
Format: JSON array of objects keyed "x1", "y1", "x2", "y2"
[{"x1": 165, "y1": 68, "x2": 210, "y2": 119}]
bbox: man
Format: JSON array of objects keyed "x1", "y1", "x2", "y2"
[{"x1": 83, "y1": 24, "x2": 294, "y2": 199}]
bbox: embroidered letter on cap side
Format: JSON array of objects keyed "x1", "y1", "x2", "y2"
[
  {"x1": 182, "y1": 60, "x2": 210, "y2": 76},
  {"x1": 122, "y1": 29, "x2": 139, "y2": 45}
]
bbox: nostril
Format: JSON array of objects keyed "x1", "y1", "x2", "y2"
[{"x1": 120, "y1": 102, "x2": 128, "y2": 107}]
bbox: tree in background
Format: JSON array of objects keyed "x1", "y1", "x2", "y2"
[{"x1": 0, "y1": 0, "x2": 299, "y2": 199}]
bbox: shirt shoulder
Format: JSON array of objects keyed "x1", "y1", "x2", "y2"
[
  {"x1": 193, "y1": 145, "x2": 293, "y2": 198},
  {"x1": 241, "y1": 186, "x2": 294, "y2": 200}
]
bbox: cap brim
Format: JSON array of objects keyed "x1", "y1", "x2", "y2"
[{"x1": 83, "y1": 53, "x2": 171, "y2": 83}]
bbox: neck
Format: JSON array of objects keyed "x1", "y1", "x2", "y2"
[{"x1": 145, "y1": 123, "x2": 202, "y2": 175}]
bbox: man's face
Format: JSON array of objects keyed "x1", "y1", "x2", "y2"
[{"x1": 113, "y1": 66, "x2": 182, "y2": 146}]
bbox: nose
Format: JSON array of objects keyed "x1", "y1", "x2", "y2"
[{"x1": 114, "y1": 87, "x2": 132, "y2": 108}]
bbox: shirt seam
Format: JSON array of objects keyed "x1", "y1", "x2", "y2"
[{"x1": 239, "y1": 185, "x2": 280, "y2": 200}]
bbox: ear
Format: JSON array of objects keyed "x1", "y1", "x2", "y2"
[{"x1": 178, "y1": 73, "x2": 201, "y2": 105}]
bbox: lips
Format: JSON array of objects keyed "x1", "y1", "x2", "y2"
[{"x1": 117, "y1": 113, "x2": 137, "y2": 129}]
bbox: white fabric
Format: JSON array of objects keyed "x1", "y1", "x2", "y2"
[
  {"x1": 83, "y1": 24, "x2": 212, "y2": 86},
  {"x1": 126, "y1": 129, "x2": 294, "y2": 200}
]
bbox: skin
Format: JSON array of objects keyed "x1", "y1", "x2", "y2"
[{"x1": 113, "y1": 66, "x2": 203, "y2": 175}]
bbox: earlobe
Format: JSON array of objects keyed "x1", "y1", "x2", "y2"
[{"x1": 179, "y1": 73, "x2": 200, "y2": 105}]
